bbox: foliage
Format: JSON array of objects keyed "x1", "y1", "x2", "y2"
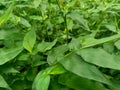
[{"x1": 0, "y1": 0, "x2": 120, "y2": 90}]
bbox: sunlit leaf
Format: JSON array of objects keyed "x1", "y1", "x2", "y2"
[
  {"x1": 32, "y1": 69, "x2": 50, "y2": 90},
  {"x1": 48, "y1": 64, "x2": 66, "y2": 75},
  {"x1": 0, "y1": 1, "x2": 14, "y2": 26},
  {"x1": 34, "y1": 0, "x2": 41, "y2": 8}
]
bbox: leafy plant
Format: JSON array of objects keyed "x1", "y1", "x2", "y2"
[{"x1": 1, "y1": 0, "x2": 120, "y2": 90}]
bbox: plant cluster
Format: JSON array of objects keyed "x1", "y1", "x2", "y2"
[{"x1": 0, "y1": 0, "x2": 120, "y2": 90}]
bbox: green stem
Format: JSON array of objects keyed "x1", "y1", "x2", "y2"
[
  {"x1": 64, "y1": 14, "x2": 69, "y2": 44},
  {"x1": 114, "y1": 15, "x2": 119, "y2": 33}
]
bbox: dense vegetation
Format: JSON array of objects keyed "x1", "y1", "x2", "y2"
[{"x1": 0, "y1": 0, "x2": 120, "y2": 90}]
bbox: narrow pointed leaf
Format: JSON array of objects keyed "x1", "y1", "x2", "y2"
[
  {"x1": 0, "y1": 1, "x2": 14, "y2": 26},
  {"x1": 81, "y1": 34, "x2": 120, "y2": 48}
]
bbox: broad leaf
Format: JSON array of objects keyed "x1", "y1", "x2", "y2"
[
  {"x1": 23, "y1": 30, "x2": 36, "y2": 53},
  {"x1": 32, "y1": 69, "x2": 50, "y2": 90},
  {"x1": 59, "y1": 73, "x2": 109, "y2": 90},
  {"x1": 59, "y1": 53, "x2": 111, "y2": 85},
  {"x1": 77, "y1": 48, "x2": 120, "y2": 70},
  {"x1": 0, "y1": 47, "x2": 23, "y2": 65}
]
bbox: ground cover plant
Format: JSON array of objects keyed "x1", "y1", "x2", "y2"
[{"x1": 1, "y1": 0, "x2": 120, "y2": 90}]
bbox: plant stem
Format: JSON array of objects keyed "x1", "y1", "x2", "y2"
[
  {"x1": 63, "y1": 14, "x2": 69, "y2": 44},
  {"x1": 56, "y1": 0, "x2": 69, "y2": 44}
]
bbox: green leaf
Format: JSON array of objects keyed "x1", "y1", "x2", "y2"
[
  {"x1": 81, "y1": 34, "x2": 120, "y2": 48},
  {"x1": 105, "y1": 22, "x2": 116, "y2": 32},
  {"x1": 26, "y1": 68, "x2": 38, "y2": 81},
  {"x1": 48, "y1": 64, "x2": 66, "y2": 75},
  {"x1": 47, "y1": 44, "x2": 68, "y2": 65},
  {"x1": 0, "y1": 30, "x2": 6, "y2": 40},
  {"x1": 59, "y1": 73, "x2": 109, "y2": 90},
  {"x1": 31, "y1": 54, "x2": 47, "y2": 67},
  {"x1": 69, "y1": 12, "x2": 90, "y2": 31},
  {"x1": 114, "y1": 40, "x2": 120, "y2": 50},
  {"x1": 67, "y1": 19, "x2": 74, "y2": 30},
  {"x1": 34, "y1": 39, "x2": 57, "y2": 53},
  {"x1": 23, "y1": 30, "x2": 36, "y2": 53},
  {"x1": 11, "y1": 80, "x2": 31, "y2": 90},
  {"x1": 103, "y1": 42, "x2": 114, "y2": 53},
  {"x1": 0, "y1": 1, "x2": 14, "y2": 26},
  {"x1": 68, "y1": 37, "x2": 81, "y2": 50},
  {"x1": 34, "y1": 0, "x2": 41, "y2": 8},
  {"x1": 49, "y1": 75, "x2": 71, "y2": 90},
  {"x1": 29, "y1": 15, "x2": 42, "y2": 21},
  {"x1": 49, "y1": 78, "x2": 70, "y2": 90},
  {"x1": 77, "y1": 48, "x2": 120, "y2": 70},
  {"x1": 19, "y1": 17, "x2": 31, "y2": 27},
  {"x1": 59, "y1": 53, "x2": 111, "y2": 85},
  {"x1": 17, "y1": 53, "x2": 30, "y2": 61},
  {"x1": 0, "y1": 75, "x2": 11, "y2": 90},
  {"x1": 0, "y1": 46, "x2": 23, "y2": 65},
  {"x1": 0, "y1": 64, "x2": 19, "y2": 74},
  {"x1": 32, "y1": 69, "x2": 50, "y2": 90}
]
